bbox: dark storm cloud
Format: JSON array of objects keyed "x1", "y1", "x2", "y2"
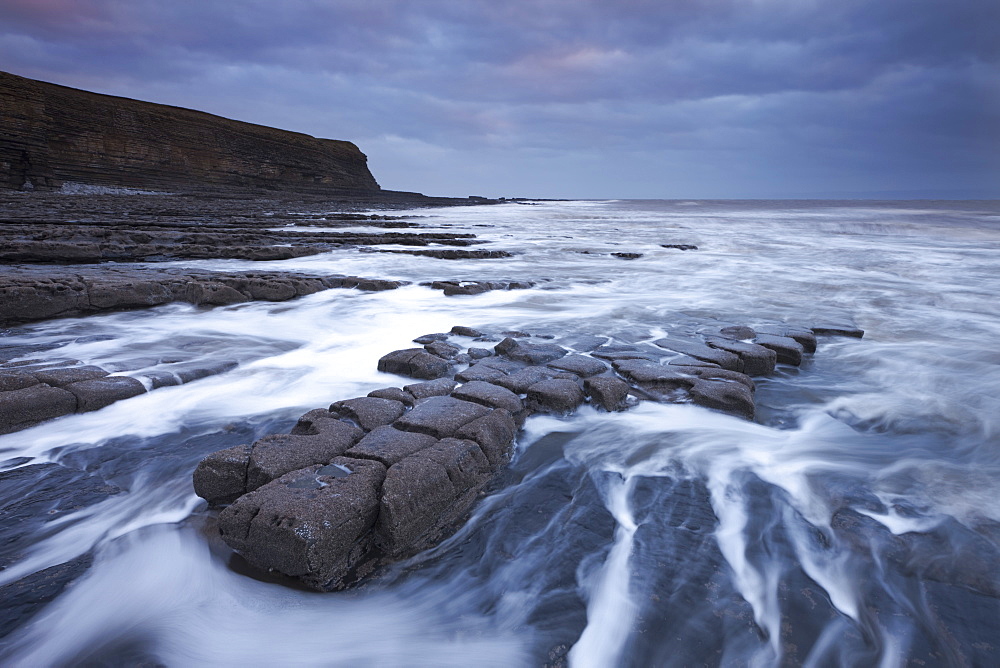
[{"x1": 1, "y1": 0, "x2": 997, "y2": 196}]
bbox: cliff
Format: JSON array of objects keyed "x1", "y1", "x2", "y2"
[{"x1": 0, "y1": 70, "x2": 380, "y2": 194}]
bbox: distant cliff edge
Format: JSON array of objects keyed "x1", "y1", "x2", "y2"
[{"x1": 0, "y1": 70, "x2": 381, "y2": 194}]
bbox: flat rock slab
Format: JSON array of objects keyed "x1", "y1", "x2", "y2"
[
  {"x1": 246, "y1": 418, "x2": 364, "y2": 492},
  {"x1": 526, "y1": 379, "x2": 585, "y2": 413},
  {"x1": 755, "y1": 325, "x2": 818, "y2": 353},
  {"x1": 30, "y1": 365, "x2": 109, "y2": 387},
  {"x1": 495, "y1": 337, "x2": 568, "y2": 364},
  {"x1": 193, "y1": 443, "x2": 252, "y2": 505},
  {"x1": 218, "y1": 457, "x2": 386, "y2": 591},
  {"x1": 64, "y1": 376, "x2": 146, "y2": 412},
  {"x1": 394, "y1": 396, "x2": 491, "y2": 438},
  {"x1": 612, "y1": 359, "x2": 697, "y2": 389},
  {"x1": 330, "y1": 397, "x2": 407, "y2": 431},
  {"x1": 0, "y1": 383, "x2": 77, "y2": 434},
  {"x1": 451, "y1": 381, "x2": 523, "y2": 413},
  {"x1": 753, "y1": 334, "x2": 804, "y2": 366},
  {"x1": 704, "y1": 337, "x2": 776, "y2": 376},
  {"x1": 377, "y1": 348, "x2": 452, "y2": 380},
  {"x1": 346, "y1": 426, "x2": 439, "y2": 466},
  {"x1": 811, "y1": 325, "x2": 865, "y2": 338},
  {"x1": 546, "y1": 355, "x2": 609, "y2": 377},
  {"x1": 492, "y1": 366, "x2": 558, "y2": 394},
  {"x1": 653, "y1": 338, "x2": 742, "y2": 371},
  {"x1": 404, "y1": 378, "x2": 457, "y2": 400}
]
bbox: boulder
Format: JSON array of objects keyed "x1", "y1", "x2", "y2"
[
  {"x1": 64, "y1": 376, "x2": 146, "y2": 412},
  {"x1": 246, "y1": 418, "x2": 363, "y2": 491},
  {"x1": 413, "y1": 333, "x2": 450, "y2": 344},
  {"x1": 346, "y1": 425, "x2": 439, "y2": 466},
  {"x1": 494, "y1": 337, "x2": 568, "y2": 364},
  {"x1": 612, "y1": 359, "x2": 696, "y2": 389},
  {"x1": 451, "y1": 380, "x2": 523, "y2": 413},
  {"x1": 424, "y1": 340, "x2": 462, "y2": 359},
  {"x1": 584, "y1": 376, "x2": 630, "y2": 412},
  {"x1": 367, "y1": 387, "x2": 416, "y2": 406},
  {"x1": 0, "y1": 372, "x2": 40, "y2": 392},
  {"x1": 450, "y1": 326, "x2": 484, "y2": 337},
  {"x1": 376, "y1": 438, "x2": 491, "y2": 556},
  {"x1": 704, "y1": 337, "x2": 776, "y2": 376},
  {"x1": 218, "y1": 457, "x2": 386, "y2": 591},
  {"x1": 377, "y1": 348, "x2": 452, "y2": 380},
  {"x1": 653, "y1": 337, "x2": 742, "y2": 371},
  {"x1": 467, "y1": 347, "x2": 493, "y2": 360},
  {"x1": 492, "y1": 366, "x2": 558, "y2": 393},
  {"x1": 454, "y1": 409, "x2": 518, "y2": 466},
  {"x1": 689, "y1": 379, "x2": 756, "y2": 420},
  {"x1": 526, "y1": 379, "x2": 585, "y2": 414},
  {"x1": 393, "y1": 396, "x2": 492, "y2": 438},
  {"x1": 193, "y1": 443, "x2": 252, "y2": 505},
  {"x1": 546, "y1": 355, "x2": 609, "y2": 378},
  {"x1": 403, "y1": 378, "x2": 457, "y2": 400},
  {"x1": 0, "y1": 384, "x2": 77, "y2": 434},
  {"x1": 329, "y1": 397, "x2": 406, "y2": 431},
  {"x1": 753, "y1": 334, "x2": 804, "y2": 366},
  {"x1": 754, "y1": 325, "x2": 818, "y2": 353}
]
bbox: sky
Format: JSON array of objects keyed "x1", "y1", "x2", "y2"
[{"x1": 1, "y1": 0, "x2": 998, "y2": 199}]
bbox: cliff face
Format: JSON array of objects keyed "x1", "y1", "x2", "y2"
[{"x1": 0, "y1": 71, "x2": 380, "y2": 194}]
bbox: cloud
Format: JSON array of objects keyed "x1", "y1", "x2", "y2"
[{"x1": 1, "y1": 0, "x2": 997, "y2": 196}]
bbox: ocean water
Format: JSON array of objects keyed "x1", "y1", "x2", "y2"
[{"x1": 1, "y1": 199, "x2": 999, "y2": 666}]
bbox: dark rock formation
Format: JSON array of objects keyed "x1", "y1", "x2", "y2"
[
  {"x1": 1, "y1": 70, "x2": 379, "y2": 194},
  {"x1": 0, "y1": 266, "x2": 406, "y2": 327},
  {"x1": 423, "y1": 280, "x2": 534, "y2": 295},
  {"x1": 193, "y1": 319, "x2": 848, "y2": 591}
]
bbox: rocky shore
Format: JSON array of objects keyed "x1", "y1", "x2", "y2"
[{"x1": 193, "y1": 320, "x2": 860, "y2": 591}]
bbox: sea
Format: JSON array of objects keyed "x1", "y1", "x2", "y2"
[{"x1": 1, "y1": 199, "x2": 999, "y2": 666}]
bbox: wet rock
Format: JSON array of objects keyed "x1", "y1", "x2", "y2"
[
  {"x1": 661, "y1": 244, "x2": 697, "y2": 251},
  {"x1": 64, "y1": 376, "x2": 147, "y2": 412},
  {"x1": 376, "y1": 438, "x2": 492, "y2": 556},
  {"x1": 30, "y1": 365, "x2": 109, "y2": 387},
  {"x1": 526, "y1": 379, "x2": 585, "y2": 414},
  {"x1": 612, "y1": 359, "x2": 697, "y2": 389},
  {"x1": 0, "y1": 554, "x2": 94, "y2": 640},
  {"x1": 546, "y1": 355, "x2": 609, "y2": 378},
  {"x1": 377, "y1": 348, "x2": 452, "y2": 380},
  {"x1": 0, "y1": 372, "x2": 40, "y2": 392},
  {"x1": 584, "y1": 376, "x2": 631, "y2": 412},
  {"x1": 394, "y1": 396, "x2": 492, "y2": 438},
  {"x1": 346, "y1": 426, "x2": 439, "y2": 466},
  {"x1": 412, "y1": 333, "x2": 449, "y2": 344},
  {"x1": 193, "y1": 443, "x2": 252, "y2": 505},
  {"x1": 381, "y1": 248, "x2": 513, "y2": 260},
  {"x1": 755, "y1": 325, "x2": 817, "y2": 353},
  {"x1": 563, "y1": 334, "x2": 608, "y2": 352},
  {"x1": 426, "y1": 280, "x2": 533, "y2": 295},
  {"x1": 704, "y1": 337, "x2": 776, "y2": 376},
  {"x1": 424, "y1": 340, "x2": 462, "y2": 359},
  {"x1": 467, "y1": 347, "x2": 493, "y2": 360},
  {"x1": 246, "y1": 418, "x2": 364, "y2": 492},
  {"x1": 454, "y1": 409, "x2": 518, "y2": 466},
  {"x1": 367, "y1": 387, "x2": 415, "y2": 406},
  {"x1": 495, "y1": 337, "x2": 568, "y2": 364},
  {"x1": 168, "y1": 360, "x2": 240, "y2": 383},
  {"x1": 452, "y1": 380, "x2": 523, "y2": 413},
  {"x1": 591, "y1": 344, "x2": 661, "y2": 362},
  {"x1": 669, "y1": 366, "x2": 755, "y2": 392},
  {"x1": 329, "y1": 397, "x2": 407, "y2": 431},
  {"x1": 753, "y1": 334, "x2": 804, "y2": 366},
  {"x1": 689, "y1": 379, "x2": 756, "y2": 420},
  {"x1": 493, "y1": 365, "x2": 559, "y2": 393},
  {"x1": 611, "y1": 252, "x2": 643, "y2": 260},
  {"x1": 667, "y1": 355, "x2": 720, "y2": 368},
  {"x1": 812, "y1": 325, "x2": 865, "y2": 338},
  {"x1": 0, "y1": 384, "x2": 78, "y2": 433},
  {"x1": 450, "y1": 326, "x2": 484, "y2": 337},
  {"x1": 218, "y1": 457, "x2": 386, "y2": 591},
  {"x1": 403, "y1": 378, "x2": 457, "y2": 400},
  {"x1": 717, "y1": 325, "x2": 756, "y2": 340},
  {"x1": 653, "y1": 337, "x2": 742, "y2": 371},
  {"x1": 455, "y1": 362, "x2": 508, "y2": 384}
]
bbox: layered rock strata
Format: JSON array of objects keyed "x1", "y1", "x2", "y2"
[
  {"x1": 194, "y1": 321, "x2": 861, "y2": 591},
  {"x1": 0, "y1": 267, "x2": 405, "y2": 327},
  {"x1": 1, "y1": 70, "x2": 379, "y2": 194}
]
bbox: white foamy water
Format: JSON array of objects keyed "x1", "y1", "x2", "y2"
[{"x1": 1, "y1": 200, "x2": 999, "y2": 666}]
